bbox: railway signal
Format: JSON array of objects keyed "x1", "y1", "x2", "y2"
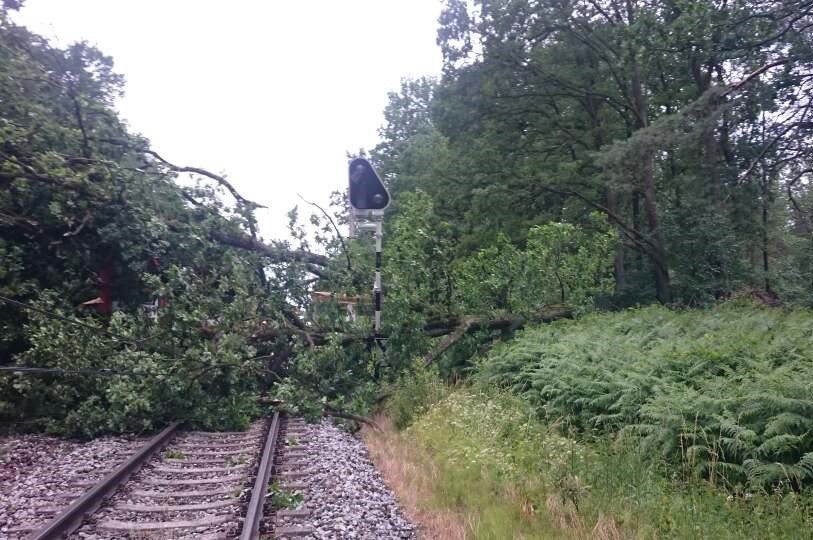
[
  {"x1": 348, "y1": 157, "x2": 390, "y2": 211},
  {"x1": 348, "y1": 158, "x2": 390, "y2": 351}
]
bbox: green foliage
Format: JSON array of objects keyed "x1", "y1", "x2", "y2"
[
  {"x1": 454, "y1": 233, "x2": 522, "y2": 312},
  {"x1": 6, "y1": 0, "x2": 813, "y2": 449},
  {"x1": 661, "y1": 206, "x2": 749, "y2": 304},
  {"x1": 772, "y1": 225, "x2": 813, "y2": 307},
  {"x1": 371, "y1": 0, "x2": 813, "y2": 306},
  {"x1": 521, "y1": 218, "x2": 616, "y2": 309},
  {"x1": 476, "y1": 303, "x2": 813, "y2": 491},
  {"x1": 1, "y1": 267, "x2": 264, "y2": 437},
  {"x1": 384, "y1": 361, "x2": 450, "y2": 430},
  {"x1": 386, "y1": 191, "x2": 456, "y2": 317},
  {"x1": 454, "y1": 218, "x2": 616, "y2": 313},
  {"x1": 400, "y1": 388, "x2": 813, "y2": 538},
  {"x1": 269, "y1": 337, "x2": 379, "y2": 422},
  {"x1": 267, "y1": 480, "x2": 304, "y2": 509},
  {"x1": 164, "y1": 449, "x2": 185, "y2": 459},
  {"x1": 0, "y1": 16, "x2": 292, "y2": 436},
  {"x1": 292, "y1": 0, "x2": 813, "y2": 428}
]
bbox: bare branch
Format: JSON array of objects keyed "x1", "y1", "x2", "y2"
[
  {"x1": 422, "y1": 305, "x2": 574, "y2": 364},
  {"x1": 297, "y1": 193, "x2": 352, "y2": 271},
  {"x1": 63, "y1": 212, "x2": 91, "y2": 237},
  {"x1": 323, "y1": 405, "x2": 382, "y2": 431},
  {"x1": 721, "y1": 58, "x2": 791, "y2": 96},
  {"x1": 213, "y1": 232, "x2": 330, "y2": 267},
  {"x1": 94, "y1": 138, "x2": 267, "y2": 209}
]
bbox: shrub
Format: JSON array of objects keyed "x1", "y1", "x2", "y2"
[{"x1": 385, "y1": 361, "x2": 450, "y2": 429}]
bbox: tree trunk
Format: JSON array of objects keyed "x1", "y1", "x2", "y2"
[
  {"x1": 761, "y1": 164, "x2": 772, "y2": 293},
  {"x1": 605, "y1": 187, "x2": 626, "y2": 293},
  {"x1": 423, "y1": 305, "x2": 574, "y2": 364},
  {"x1": 629, "y1": 41, "x2": 671, "y2": 302},
  {"x1": 641, "y1": 159, "x2": 671, "y2": 303}
]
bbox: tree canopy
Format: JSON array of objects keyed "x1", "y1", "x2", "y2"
[{"x1": 374, "y1": 0, "x2": 813, "y2": 307}]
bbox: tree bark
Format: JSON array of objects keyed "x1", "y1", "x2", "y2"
[
  {"x1": 423, "y1": 305, "x2": 574, "y2": 364},
  {"x1": 629, "y1": 38, "x2": 671, "y2": 302},
  {"x1": 212, "y1": 232, "x2": 330, "y2": 267},
  {"x1": 761, "y1": 164, "x2": 772, "y2": 293},
  {"x1": 604, "y1": 187, "x2": 626, "y2": 293}
]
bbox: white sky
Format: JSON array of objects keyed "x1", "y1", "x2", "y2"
[{"x1": 13, "y1": 0, "x2": 443, "y2": 241}]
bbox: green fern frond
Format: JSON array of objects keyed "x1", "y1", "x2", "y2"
[
  {"x1": 746, "y1": 462, "x2": 808, "y2": 490},
  {"x1": 763, "y1": 412, "x2": 813, "y2": 438},
  {"x1": 717, "y1": 436, "x2": 755, "y2": 459},
  {"x1": 798, "y1": 452, "x2": 813, "y2": 477},
  {"x1": 755, "y1": 434, "x2": 806, "y2": 459}
]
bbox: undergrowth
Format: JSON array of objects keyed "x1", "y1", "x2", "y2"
[
  {"x1": 394, "y1": 387, "x2": 813, "y2": 538},
  {"x1": 384, "y1": 361, "x2": 451, "y2": 429},
  {"x1": 382, "y1": 303, "x2": 813, "y2": 537},
  {"x1": 477, "y1": 302, "x2": 813, "y2": 492}
]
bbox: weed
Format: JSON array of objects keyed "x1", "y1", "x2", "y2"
[
  {"x1": 266, "y1": 481, "x2": 303, "y2": 509},
  {"x1": 477, "y1": 303, "x2": 813, "y2": 491},
  {"x1": 384, "y1": 360, "x2": 451, "y2": 429},
  {"x1": 381, "y1": 384, "x2": 813, "y2": 538},
  {"x1": 164, "y1": 449, "x2": 185, "y2": 459},
  {"x1": 225, "y1": 454, "x2": 248, "y2": 466}
]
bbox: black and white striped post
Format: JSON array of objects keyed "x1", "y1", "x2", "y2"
[
  {"x1": 373, "y1": 219, "x2": 383, "y2": 342},
  {"x1": 348, "y1": 158, "x2": 390, "y2": 351}
]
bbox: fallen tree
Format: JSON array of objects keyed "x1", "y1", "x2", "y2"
[
  {"x1": 212, "y1": 232, "x2": 331, "y2": 268},
  {"x1": 259, "y1": 304, "x2": 573, "y2": 357},
  {"x1": 423, "y1": 305, "x2": 574, "y2": 364}
]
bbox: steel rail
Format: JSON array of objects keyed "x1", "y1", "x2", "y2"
[
  {"x1": 30, "y1": 421, "x2": 180, "y2": 540},
  {"x1": 239, "y1": 411, "x2": 281, "y2": 540}
]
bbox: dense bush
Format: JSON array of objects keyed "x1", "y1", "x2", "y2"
[
  {"x1": 383, "y1": 361, "x2": 450, "y2": 429},
  {"x1": 476, "y1": 302, "x2": 813, "y2": 491},
  {"x1": 1, "y1": 264, "x2": 265, "y2": 437},
  {"x1": 454, "y1": 216, "x2": 616, "y2": 314}
]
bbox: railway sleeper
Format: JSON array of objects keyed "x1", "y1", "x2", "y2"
[
  {"x1": 97, "y1": 513, "x2": 233, "y2": 531},
  {"x1": 151, "y1": 464, "x2": 249, "y2": 473},
  {"x1": 142, "y1": 474, "x2": 244, "y2": 486},
  {"x1": 275, "y1": 525, "x2": 318, "y2": 538},
  {"x1": 115, "y1": 498, "x2": 240, "y2": 512}
]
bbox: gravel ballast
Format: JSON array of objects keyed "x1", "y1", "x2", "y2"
[
  {"x1": 72, "y1": 422, "x2": 268, "y2": 539},
  {"x1": 273, "y1": 418, "x2": 416, "y2": 539},
  {"x1": 0, "y1": 433, "x2": 144, "y2": 538}
]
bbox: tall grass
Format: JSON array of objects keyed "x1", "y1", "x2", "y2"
[
  {"x1": 395, "y1": 388, "x2": 813, "y2": 538},
  {"x1": 384, "y1": 361, "x2": 451, "y2": 429}
]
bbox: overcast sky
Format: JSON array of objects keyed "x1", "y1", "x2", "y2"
[{"x1": 13, "y1": 1, "x2": 443, "y2": 241}]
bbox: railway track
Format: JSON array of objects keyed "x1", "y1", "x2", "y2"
[
  {"x1": 262, "y1": 416, "x2": 317, "y2": 538},
  {"x1": 4, "y1": 412, "x2": 318, "y2": 540}
]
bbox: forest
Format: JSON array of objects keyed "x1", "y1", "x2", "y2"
[{"x1": 1, "y1": 0, "x2": 813, "y2": 533}]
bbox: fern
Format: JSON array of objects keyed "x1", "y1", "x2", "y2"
[
  {"x1": 755, "y1": 434, "x2": 807, "y2": 459},
  {"x1": 799, "y1": 452, "x2": 813, "y2": 478},
  {"x1": 763, "y1": 412, "x2": 812, "y2": 438},
  {"x1": 474, "y1": 303, "x2": 813, "y2": 491},
  {"x1": 745, "y1": 461, "x2": 811, "y2": 490}
]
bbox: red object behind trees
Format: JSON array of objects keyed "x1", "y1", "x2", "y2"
[{"x1": 97, "y1": 261, "x2": 113, "y2": 314}]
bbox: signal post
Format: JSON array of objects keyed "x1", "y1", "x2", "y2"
[{"x1": 347, "y1": 158, "x2": 390, "y2": 351}]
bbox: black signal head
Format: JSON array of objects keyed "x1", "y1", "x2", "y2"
[{"x1": 348, "y1": 158, "x2": 390, "y2": 210}]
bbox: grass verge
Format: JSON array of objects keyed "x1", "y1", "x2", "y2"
[{"x1": 365, "y1": 386, "x2": 813, "y2": 539}]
